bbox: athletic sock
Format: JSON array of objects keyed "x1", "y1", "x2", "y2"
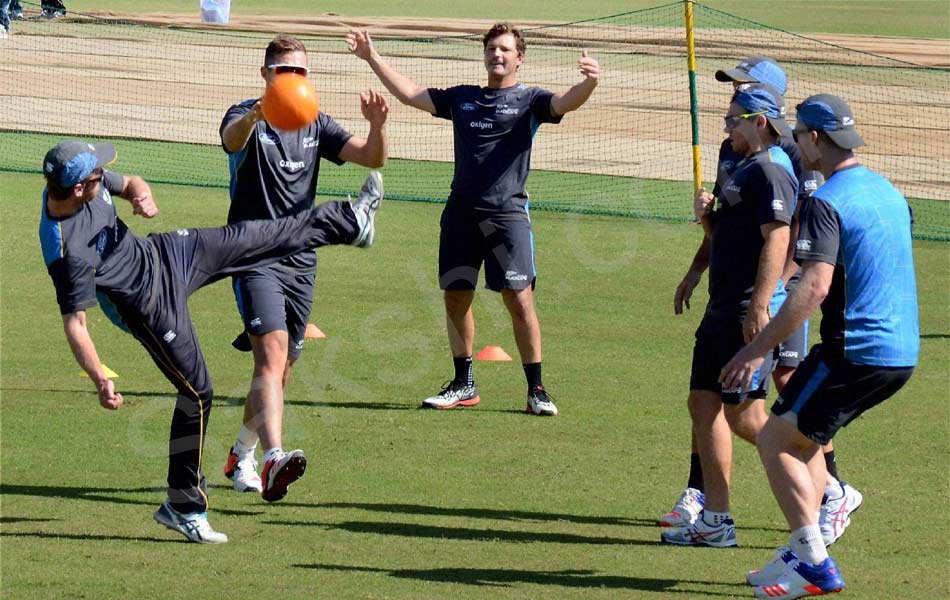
[
  {"x1": 687, "y1": 452, "x2": 704, "y2": 492},
  {"x1": 702, "y1": 510, "x2": 730, "y2": 527},
  {"x1": 453, "y1": 356, "x2": 474, "y2": 386},
  {"x1": 824, "y1": 477, "x2": 843, "y2": 500},
  {"x1": 789, "y1": 525, "x2": 829, "y2": 565},
  {"x1": 263, "y1": 447, "x2": 284, "y2": 464},
  {"x1": 823, "y1": 449, "x2": 839, "y2": 480},
  {"x1": 523, "y1": 362, "x2": 542, "y2": 390},
  {"x1": 233, "y1": 424, "x2": 259, "y2": 459}
]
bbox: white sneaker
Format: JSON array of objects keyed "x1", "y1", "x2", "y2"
[
  {"x1": 154, "y1": 500, "x2": 228, "y2": 544},
  {"x1": 526, "y1": 385, "x2": 558, "y2": 416},
  {"x1": 351, "y1": 170, "x2": 383, "y2": 248},
  {"x1": 659, "y1": 487, "x2": 705, "y2": 527},
  {"x1": 223, "y1": 446, "x2": 263, "y2": 492},
  {"x1": 660, "y1": 513, "x2": 737, "y2": 547},
  {"x1": 422, "y1": 380, "x2": 480, "y2": 409},
  {"x1": 820, "y1": 481, "x2": 863, "y2": 546},
  {"x1": 0, "y1": 26, "x2": 9, "y2": 39},
  {"x1": 261, "y1": 449, "x2": 307, "y2": 502},
  {"x1": 746, "y1": 545, "x2": 797, "y2": 586},
  {"x1": 753, "y1": 557, "x2": 845, "y2": 599}
]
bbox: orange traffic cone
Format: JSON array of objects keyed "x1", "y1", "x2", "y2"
[
  {"x1": 304, "y1": 323, "x2": 326, "y2": 339},
  {"x1": 475, "y1": 345, "x2": 512, "y2": 361}
]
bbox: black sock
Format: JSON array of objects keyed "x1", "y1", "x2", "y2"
[
  {"x1": 453, "y1": 356, "x2": 473, "y2": 386},
  {"x1": 523, "y1": 362, "x2": 542, "y2": 390},
  {"x1": 687, "y1": 452, "x2": 704, "y2": 492},
  {"x1": 824, "y1": 449, "x2": 839, "y2": 481}
]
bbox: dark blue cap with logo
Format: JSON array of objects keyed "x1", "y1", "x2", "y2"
[
  {"x1": 731, "y1": 82, "x2": 792, "y2": 138},
  {"x1": 795, "y1": 94, "x2": 865, "y2": 149},
  {"x1": 43, "y1": 140, "x2": 117, "y2": 188},
  {"x1": 715, "y1": 56, "x2": 787, "y2": 96}
]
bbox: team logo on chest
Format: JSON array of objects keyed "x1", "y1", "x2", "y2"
[
  {"x1": 258, "y1": 132, "x2": 279, "y2": 145},
  {"x1": 302, "y1": 136, "x2": 318, "y2": 149},
  {"x1": 96, "y1": 229, "x2": 108, "y2": 255},
  {"x1": 460, "y1": 102, "x2": 477, "y2": 112},
  {"x1": 495, "y1": 103, "x2": 519, "y2": 115}
]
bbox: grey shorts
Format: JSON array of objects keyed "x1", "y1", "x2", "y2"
[
  {"x1": 232, "y1": 264, "x2": 315, "y2": 359},
  {"x1": 438, "y1": 209, "x2": 536, "y2": 292}
]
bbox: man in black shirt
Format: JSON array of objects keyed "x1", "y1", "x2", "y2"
[
  {"x1": 347, "y1": 22, "x2": 599, "y2": 415},
  {"x1": 39, "y1": 140, "x2": 382, "y2": 543}
]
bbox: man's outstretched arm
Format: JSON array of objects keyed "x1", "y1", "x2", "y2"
[
  {"x1": 62, "y1": 311, "x2": 124, "y2": 410},
  {"x1": 551, "y1": 50, "x2": 600, "y2": 117},
  {"x1": 346, "y1": 30, "x2": 437, "y2": 114}
]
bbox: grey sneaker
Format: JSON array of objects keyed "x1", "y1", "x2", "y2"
[
  {"x1": 154, "y1": 500, "x2": 228, "y2": 544},
  {"x1": 351, "y1": 170, "x2": 383, "y2": 248},
  {"x1": 661, "y1": 514, "x2": 737, "y2": 547},
  {"x1": 422, "y1": 380, "x2": 480, "y2": 409}
]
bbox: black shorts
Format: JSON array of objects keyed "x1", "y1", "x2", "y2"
[
  {"x1": 438, "y1": 209, "x2": 536, "y2": 292},
  {"x1": 691, "y1": 314, "x2": 776, "y2": 404},
  {"x1": 232, "y1": 265, "x2": 316, "y2": 359},
  {"x1": 771, "y1": 345, "x2": 914, "y2": 445}
]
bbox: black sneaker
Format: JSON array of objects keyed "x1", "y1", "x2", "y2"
[
  {"x1": 422, "y1": 380, "x2": 480, "y2": 409},
  {"x1": 526, "y1": 385, "x2": 558, "y2": 416}
]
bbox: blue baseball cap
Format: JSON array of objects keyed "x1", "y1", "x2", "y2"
[
  {"x1": 796, "y1": 93, "x2": 864, "y2": 149},
  {"x1": 43, "y1": 140, "x2": 116, "y2": 188},
  {"x1": 731, "y1": 82, "x2": 792, "y2": 138},
  {"x1": 715, "y1": 56, "x2": 787, "y2": 95}
]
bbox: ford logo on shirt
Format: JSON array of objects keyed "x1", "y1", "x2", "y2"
[
  {"x1": 460, "y1": 102, "x2": 477, "y2": 111},
  {"x1": 96, "y1": 229, "x2": 108, "y2": 255},
  {"x1": 258, "y1": 132, "x2": 279, "y2": 145}
]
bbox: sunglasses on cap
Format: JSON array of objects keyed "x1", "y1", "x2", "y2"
[
  {"x1": 266, "y1": 63, "x2": 309, "y2": 76},
  {"x1": 723, "y1": 110, "x2": 767, "y2": 130},
  {"x1": 82, "y1": 168, "x2": 104, "y2": 186}
]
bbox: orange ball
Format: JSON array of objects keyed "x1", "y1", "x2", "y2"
[{"x1": 261, "y1": 73, "x2": 319, "y2": 130}]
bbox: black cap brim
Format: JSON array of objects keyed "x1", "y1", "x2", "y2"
[
  {"x1": 767, "y1": 116, "x2": 793, "y2": 139},
  {"x1": 715, "y1": 68, "x2": 755, "y2": 83},
  {"x1": 92, "y1": 142, "x2": 117, "y2": 168},
  {"x1": 825, "y1": 128, "x2": 865, "y2": 150}
]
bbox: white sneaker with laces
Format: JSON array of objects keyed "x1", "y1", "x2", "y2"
[
  {"x1": 659, "y1": 487, "x2": 705, "y2": 527},
  {"x1": 660, "y1": 513, "x2": 737, "y2": 547},
  {"x1": 351, "y1": 170, "x2": 383, "y2": 248},
  {"x1": 422, "y1": 380, "x2": 480, "y2": 409},
  {"x1": 820, "y1": 481, "x2": 863, "y2": 546},
  {"x1": 154, "y1": 500, "x2": 228, "y2": 544},
  {"x1": 747, "y1": 545, "x2": 797, "y2": 586},
  {"x1": 232, "y1": 456, "x2": 263, "y2": 492},
  {"x1": 526, "y1": 385, "x2": 558, "y2": 416}
]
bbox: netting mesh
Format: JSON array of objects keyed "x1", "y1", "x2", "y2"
[{"x1": 2, "y1": 1, "x2": 948, "y2": 238}]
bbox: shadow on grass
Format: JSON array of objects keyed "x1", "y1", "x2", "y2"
[
  {"x1": 293, "y1": 563, "x2": 745, "y2": 595},
  {"x1": 0, "y1": 516, "x2": 60, "y2": 524},
  {"x1": 278, "y1": 501, "x2": 787, "y2": 533},
  {"x1": 0, "y1": 483, "x2": 260, "y2": 516},
  {"x1": 1, "y1": 531, "x2": 182, "y2": 544},
  {"x1": 266, "y1": 519, "x2": 774, "y2": 549}
]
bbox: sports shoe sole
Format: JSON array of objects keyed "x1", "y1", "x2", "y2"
[
  {"x1": 525, "y1": 403, "x2": 556, "y2": 416},
  {"x1": 261, "y1": 454, "x2": 307, "y2": 503},
  {"x1": 423, "y1": 395, "x2": 481, "y2": 410},
  {"x1": 660, "y1": 532, "x2": 738, "y2": 548}
]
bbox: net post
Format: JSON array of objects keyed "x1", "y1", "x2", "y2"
[{"x1": 684, "y1": 0, "x2": 702, "y2": 194}]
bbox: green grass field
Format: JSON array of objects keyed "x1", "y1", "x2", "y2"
[
  {"x1": 58, "y1": 0, "x2": 950, "y2": 38},
  {"x1": 1, "y1": 166, "x2": 947, "y2": 599}
]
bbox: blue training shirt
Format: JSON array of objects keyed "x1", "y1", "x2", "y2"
[{"x1": 795, "y1": 164, "x2": 919, "y2": 367}]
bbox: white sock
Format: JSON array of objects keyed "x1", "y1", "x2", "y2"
[
  {"x1": 263, "y1": 447, "x2": 284, "y2": 463},
  {"x1": 824, "y1": 477, "x2": 842, "y2": 499},
  {"x1": 702, "y1": 510, "x2": 731, "y2": 527},
  {"x1": 790, "y1": 525, "x2": 828, "y2": 565},
  {"x1": 233, "y1": 424, "x2": 259, "y2": 459}
]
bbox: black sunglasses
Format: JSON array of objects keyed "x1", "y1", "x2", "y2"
[
  {"x1": 82, "y1": 168, "x2": 103, "y2": 186},
  {"x1": 266, "y1": 63, "x2": 310, "y2": 76}
]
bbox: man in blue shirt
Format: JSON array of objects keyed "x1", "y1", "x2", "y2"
[
  {"x1": 721, "y1": 94, "x2": 918, "y2": 599},
  {"x1": 347, "y1": 23, "x2": 600, "y2": 415},
  {"x1": 665, "y1": 58, "x2": 860, "y2": 548},
  {"x1": 220, "y1": 34, "x2": 388, "y2": 502},
  {"x1": 39, "y1": 139, "x2": 382, "y2": 543},
  {"x1": 661, "y1": 83, "x2": 795, "y2": 549}
]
